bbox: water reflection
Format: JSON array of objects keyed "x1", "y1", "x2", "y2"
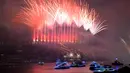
[{"x1": 0, "y1": 63, "x2": 93, "y2": 73}]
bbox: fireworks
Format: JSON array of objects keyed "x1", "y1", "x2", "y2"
[
  {"x1": 14, "y1": 0, "x2": 107, "y2": 43},
  {"x1": 89, "y1": 20, "x2": 107, "y2": 35},
  {"x1": 120, "y1": 37, "x2": 130, "y2": 54}
]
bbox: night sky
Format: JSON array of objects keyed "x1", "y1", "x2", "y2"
[{"x1": 0, "y1": 0, "x2": 130, "y2": 61}]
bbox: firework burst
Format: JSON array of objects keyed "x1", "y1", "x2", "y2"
[
  {"x1": 89, "y1": 20, "x2": 107, "y2": 35},
  {"x1": 120, "y1": 37, "x2": 130, "y2": 54},
  {"x1": 14, "y1": 0, "x2": 46, "y2": 29},
  {"x1": 14, "y1": 0, "x2": 107, "y2": 43}
]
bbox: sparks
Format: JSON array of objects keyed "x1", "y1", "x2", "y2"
[
  {"x1": 120, "y1": 37, "x2": 130, "y2": 54},
  {"x1": 14, "y1": 0, "x2": 107, "y2": 43},
  {"x1": 89, "y1": 20, "x2": 107, "y2": 35}
]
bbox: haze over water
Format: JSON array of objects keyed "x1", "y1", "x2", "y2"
[{"x1": 1, "y1": 63, "x2": 93, "y2": 73}]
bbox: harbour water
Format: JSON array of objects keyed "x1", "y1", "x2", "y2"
[{"x1": 0, "y1": 63, "x2": 93, "y2": 73}]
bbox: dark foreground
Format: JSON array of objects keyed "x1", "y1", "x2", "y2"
[
  {"x1": 0, "y1": 63, "x2": 93, "y2": 73},
  {"x1": 1, "y1": 62, "x2": 130, "y2": 73}
]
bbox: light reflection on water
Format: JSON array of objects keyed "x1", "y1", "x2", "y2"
[
  {"x1": 0, "y1": 63, "x2": 93, "y2": 73},
  {"x1": 28, "y1": 63, "x2": 93, "y2": 73},
  {"x1": 0, "y1": 62, "x2": 124, "y2": 73}
]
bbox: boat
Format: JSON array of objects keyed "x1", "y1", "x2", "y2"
[
  {"x1": 38, "y1": 61, "x2": 44, "y2": 65},
  {"x1": 112, "y1": 60, "x2": 123, "y2": 66},
  {"x1": 54, "y1": 61, "x2": 70, "y2": 69},
  {"x1": 54, "y1": 59, "x2": 70, "y2": 69},
  {"x1": 93, "y1": 65, "x2": 117, "y2": 73},
  {"x1": 89, "y1": 61, "x2": 101, "y2": 70},
  {"x1": 70, "y1": 60, "x2": 86, "y2": 67}
]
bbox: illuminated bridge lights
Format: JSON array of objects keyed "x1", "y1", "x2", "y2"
[{"x1": 32, "y1": 25, "x2": 78, "y2": 44}]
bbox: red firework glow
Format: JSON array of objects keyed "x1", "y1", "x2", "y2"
[
  {"x1": 14, "y1": 0, "x2": 106, "y2": 43},
  {"x1": 32, "y1": 23, "x2": 78, "y2": 43}
]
